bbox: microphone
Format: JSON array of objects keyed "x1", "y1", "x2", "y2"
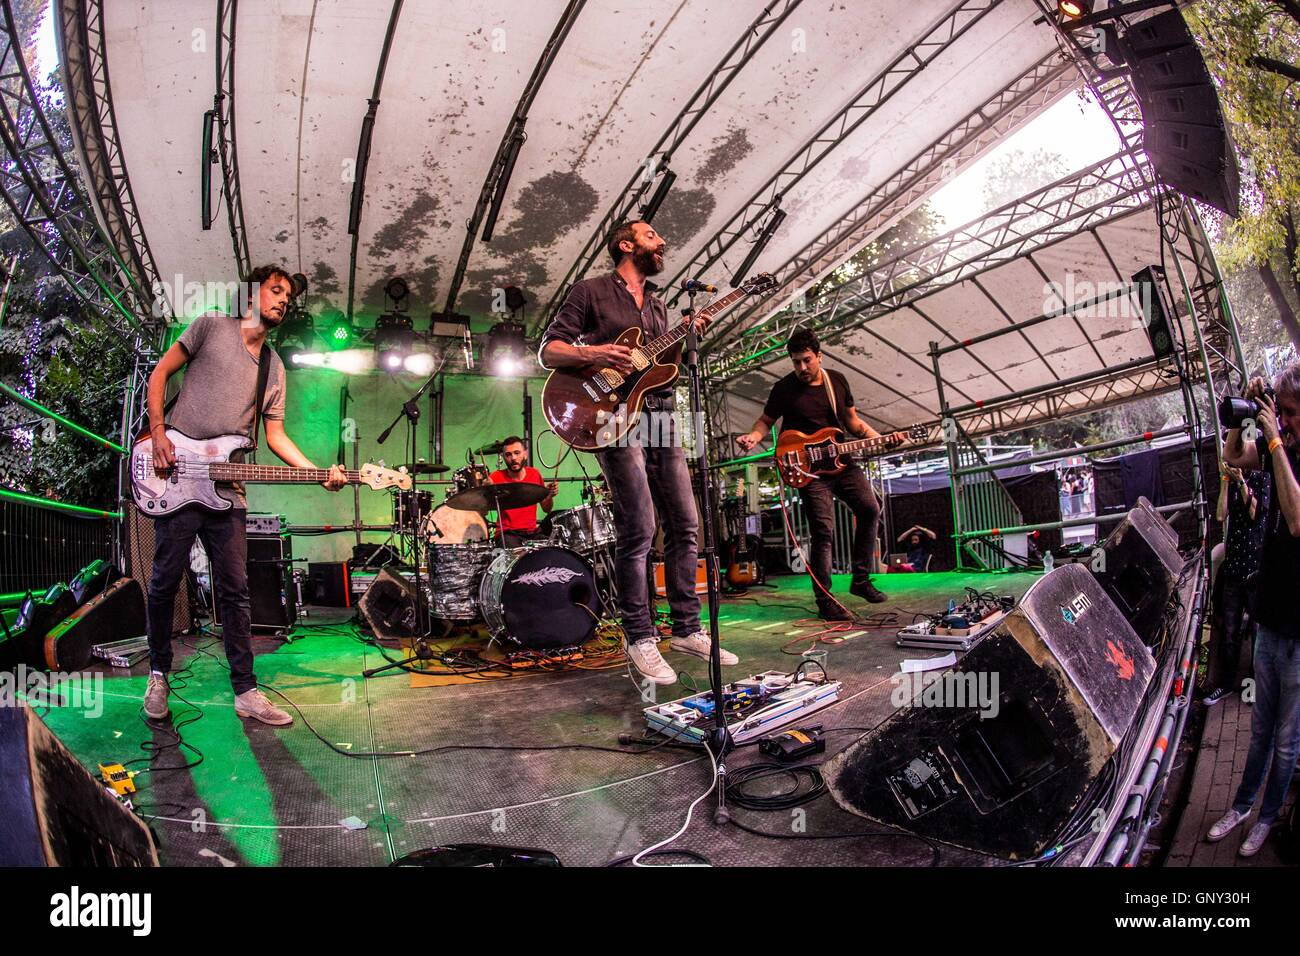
[
  {"x1": 462, "y1": 323, "x2": 475, "y2": 370},
  {"x1": 680, "y1": 279, "x2": 717, "y2": 294}
]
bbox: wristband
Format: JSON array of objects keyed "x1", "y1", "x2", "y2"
[{"x1": 1268, "y1": 436, "x2": 1283, "y2": 454}]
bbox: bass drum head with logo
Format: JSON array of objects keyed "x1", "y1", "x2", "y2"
[{"x1": 479, "y1": 547, "x2": 598, "y2": 649}]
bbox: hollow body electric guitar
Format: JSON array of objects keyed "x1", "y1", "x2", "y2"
[
  {"x1": 775, "y1": 424, "x2": 929, "y2": 489},
  {"x1": 542, "y1": 272, "x2": 777, "y2": 450},
  {"x1": 130, "y1": 427, "x2": 410, "y2": 517}
]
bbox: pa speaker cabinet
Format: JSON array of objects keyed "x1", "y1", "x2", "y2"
[
  {"x1": 214, "y1": 534, "x2": 296, "y2": 631},
  {"x1": 0, "y1": 704, "x2": 159, "y2": 866},
  {"x1": 1094, "y1": 496, "x2": 1185, "y2": 646},
  {"x1": 44, "y1": 577, "x2": 146, "y2": 671},
  {"x1": 825, "y1": 563, "x2": 1155, "y2": 859},
  {"x1": 123, "y1": 503, "x2": 194, "y2": 636}
]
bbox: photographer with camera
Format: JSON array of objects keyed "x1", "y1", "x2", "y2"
[{"x1": 1205, "y1": 366, "x2": 1300, "y2": 856}]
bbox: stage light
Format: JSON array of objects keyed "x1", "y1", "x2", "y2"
[
  {"x1": 374, "y1": 311, "x2": 414, "y2": 371},
  {"x1": 485, "y1": 320, "x2": 528, "y2": 378},
  {"x1": 640, "y1": 166, "x2": 676, "y2": 224},
  {"x1": 403, "y1": 352, "x2": 436, "y2": 376},
  {"x1": 385, "y1": 276, "x2": 409, "y2": 305},
  {"x1": 1058, "y1": 0, "x2": 1091, "y2": 19},
  {"x1": 318, "y1": 308, "x2": 352, "y2": 349}
]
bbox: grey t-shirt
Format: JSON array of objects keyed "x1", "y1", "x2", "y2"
[{"x1": 166, "y1": 311, "x2": 286, "y2": 507}]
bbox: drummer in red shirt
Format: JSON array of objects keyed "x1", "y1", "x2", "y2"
[{"x1": 490, "y1": 436, "x2": 558, "y2": 547}]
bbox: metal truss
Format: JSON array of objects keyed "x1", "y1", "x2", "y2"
[
  {"x1": 0, "y1": 0, "x2": 160, "y2": 355},
  {"x1": 710, "y1": 51, "x2": 1079, "y2": 346},
  {"x1": 56, "y1": 0, "x2": 170, "y2": 326},
  {"x1": 662, "y1": 0, "x2": 1003, "y2": 311},
  {"x1": 215, "y1": 0, "x2": 249, "y2": 279},
  {"x1": 708, "y1": 149, "x2": 1155, "y2": 381},
  {"x1": 533, "y1": 0, "x2": 805, "y2": 333}
]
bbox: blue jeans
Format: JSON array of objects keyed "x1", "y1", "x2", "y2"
[
  {"x1": 594, "y1": 405, "x2": 700, "y2": 644},
  {"x1": 1231, "y1": 624, "x2": 1300, "y2": 825},
  {"x1": 146, "y1": 507, "x2": 257, "y2": 694}
]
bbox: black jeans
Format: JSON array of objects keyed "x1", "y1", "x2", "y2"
[
  {"x1": 146, "y1": 507, "x2": 256, "y2": 694},
  {"x1": 798, "y1": 466, "x2": 880, "y2": 608},
  {"x1": 1211, "y1": 572, "x2": 1254, "y2": 692},
  {"x1": 595, "y1": 405, "x2": 700, "y2": 644}
]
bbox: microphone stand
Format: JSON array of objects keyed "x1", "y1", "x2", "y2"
[
  {"x1": 376, "y1": 369, "x2": 442, "y2": 646},
  {"x1": 682, "y1": 291, "x2": 731, "y2": 825}
]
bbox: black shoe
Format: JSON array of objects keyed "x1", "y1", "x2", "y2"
[
  {"x1": 818, "y1": 603, "x2": 852, "y2": 622},
  {"x1": 1202, "y1": 687, "x2": 1234, "y2": 707},
  {"x1": 850, "y1": 579, "x2": 888, "y2": 603}
]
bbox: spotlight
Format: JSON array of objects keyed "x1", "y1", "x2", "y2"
[
  {"x1": 385, "y1": 276, "x2": 409, "y2": 306},
  {"x1": 290, "y1": 272, "x2": 309, "y2": 299},
  {"x1": 374, "y1": 311, "x2": 414, "y2": 370},
  {"x1": 318, "y1": 308, "x2": 352, "y2": 349},
  {"x1": 485, "y1": 320, "x2": 528, "y2": 378},
  {"x1": 1058, "y1": 0, "x2": 1091, "y2": 19}
]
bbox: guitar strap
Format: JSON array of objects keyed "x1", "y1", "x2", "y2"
[
  {"x1": 822, "y1": 371, "x2": 844, "y2": 432},
  {"x1": 158, "y1": 339, "x2": 273, "y2": 446}
]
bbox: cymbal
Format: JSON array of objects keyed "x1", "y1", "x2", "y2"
[
  {"x1": 445, "y1": 482, "x2": 548, "y2": 513},
  {"x1": 474, "y1": 441, "x2": 505, "y2": 456},
  {"x1": 402, "y1": 462, "x2": 450, "y2": 475}
]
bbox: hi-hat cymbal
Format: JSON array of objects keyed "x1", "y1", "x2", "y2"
[
  {"x1": 402, "y1": 462, "x2": 450, "y2": 475},
  {"x1": 445, "y1": 482, "x2": 548, "y2": 513}
]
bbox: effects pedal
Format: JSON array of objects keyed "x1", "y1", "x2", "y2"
[{"x1": 759, "y1": 726, "x2": 826, "y2": 762}]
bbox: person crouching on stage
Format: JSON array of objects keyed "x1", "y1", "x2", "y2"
[
  {"x1": 490, "y1": 435, "x2": 557, "y2": 547},
  {"x1": 1206, "y1": 365, "x2": 1300, "y2": 857}
]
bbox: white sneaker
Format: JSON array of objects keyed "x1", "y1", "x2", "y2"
[
  {"x1": 670, "y1": 631, "x2": 739, "y2": 666},
  {"x1": 626, "y1": 639, "x2": 677, "y2": 685},
  {"x1": 1239, "y1": 821, "x2": 1271, "y2": 857},
  {"x1": 1206, "y1": 808, "x2": 1248, "y2": 842}
]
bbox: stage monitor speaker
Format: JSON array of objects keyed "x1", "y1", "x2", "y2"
[
  {"x1": 1093, "y1": 496, "x2": 1186, "y2": 647},
  {"x1": 307, "y1": 562, "x2": 351, "y2": 607},
  {"x1": 124, "y1": 503, "x2": 194, "y2": 636},
  {"x1": 44, "y1": 577, "x2": 146, "y2": 672},
  {"x1": 1131, "y1": 265, "x2": 1178, "y2": 361},
  {"x1": 0, "y1": 704, "x2": 159, "y2": 866},
  {"x1": 825, "y1": 563, "x2": 1156, "y2": 859},
  {"x1": 357, "y1": 568, "x2": 420, "y2": 641},
  {"x1": 1119, "y1": 10, "x2": 1240, "y2": 217}
]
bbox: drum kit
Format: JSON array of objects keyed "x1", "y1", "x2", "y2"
[{"x1": 381, "y1": 453, "x2": 619, "y2": 652}]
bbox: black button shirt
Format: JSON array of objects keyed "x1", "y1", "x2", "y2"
[{"x1": 540, "y1": 272, "x2": 675, "y2": 395}]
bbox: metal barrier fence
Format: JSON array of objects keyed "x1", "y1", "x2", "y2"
[{"x1": 0, "y1": 493, "x2": 115, "y2": 598}]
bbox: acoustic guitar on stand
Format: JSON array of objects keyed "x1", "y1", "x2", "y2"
[
  {"x1": 775, "y1": 424, "x2": 928, "y2": 489},
  {"x1": 542, "y1": 272, "x2": 777, "y2": 451}
]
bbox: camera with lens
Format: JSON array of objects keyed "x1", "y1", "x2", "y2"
[{"x1": 1219, "y1": 386, "x2": 1275, "y2": 429}]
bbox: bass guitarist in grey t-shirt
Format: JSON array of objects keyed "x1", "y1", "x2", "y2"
[{"x1": 141, "y1": 265, "x2": 346, "y2": 726}]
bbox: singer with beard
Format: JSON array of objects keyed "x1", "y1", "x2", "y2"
[
  {"x1": 141, "y1": 265, "x2": 347, "y2": 727},
  {"x1": 540, "y1": 220, "x2": 740, "y2": 687}
]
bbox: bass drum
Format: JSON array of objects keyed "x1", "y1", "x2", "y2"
[
  {"x1": 422, "y1": 505, "x2": 489, "y2": 544},
  {"x1": 478, "y1": 547, "x2": 598, "y2": 649}
]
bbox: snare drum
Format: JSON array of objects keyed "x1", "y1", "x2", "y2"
[
  {"x1": 426, "y1": 543, "x2": 495, "y2": 620},
  {"x1": 478, "y1": 546, "x2": 598, "y2": 649},
  {"x1": 549, "y1": 503, "x2": 616, "y2": 552}
]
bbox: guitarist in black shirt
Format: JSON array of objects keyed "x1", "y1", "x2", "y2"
[{"x1": 737, "y1": 329, "x2": 905, "y2": 620}]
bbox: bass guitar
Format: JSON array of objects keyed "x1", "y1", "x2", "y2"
[{"x1": 130, "y1": 427, "x2": 410, "y2": 517}]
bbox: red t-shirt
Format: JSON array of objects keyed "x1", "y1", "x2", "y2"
[{"x1": 490, "y1": 467, "x2": 544, "y2": 532}]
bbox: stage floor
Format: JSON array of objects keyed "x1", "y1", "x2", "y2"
[{"x1": 40, "y1": 570, "x2": 1044, "y2": 867}]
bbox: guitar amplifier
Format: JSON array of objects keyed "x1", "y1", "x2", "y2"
[
  {"x1": 122, "y1": 503, "x2": 194, "y2": 636},
  {"x1": 214, "y1": 534, "x2": 297, "y2": 631},
  {"x1": 246, "y1": 513, "x2": 286, "y2": 536}
]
